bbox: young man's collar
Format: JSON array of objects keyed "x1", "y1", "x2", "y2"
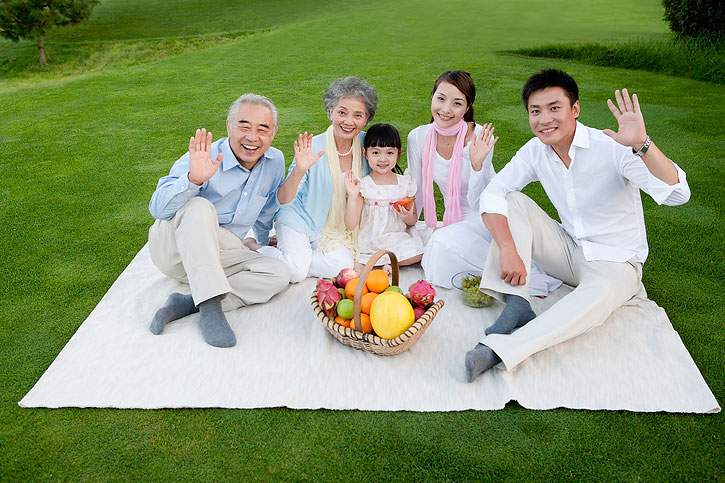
[{"x1": 571, "y1": 120, "x2": 589, "y2": 149}]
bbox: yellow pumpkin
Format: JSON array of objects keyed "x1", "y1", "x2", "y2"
[{"x1": 369, "y1": 291, "x2": 415, "y2": 340}]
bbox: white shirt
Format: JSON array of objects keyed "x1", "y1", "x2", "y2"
[
  {"x1": 407, "y1": 123, "x2": 496, "y2": 221},
  {"x1": 479, "y1": 121, "x2": 690, "y2": 263}
]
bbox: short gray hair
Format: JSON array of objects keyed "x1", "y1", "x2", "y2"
[
  {"x1": 323, "y1": 76, "x2": 378, "y2": 123},
  {"x1": 227, "y1": 93, "x2": 278, "y2": 130}
]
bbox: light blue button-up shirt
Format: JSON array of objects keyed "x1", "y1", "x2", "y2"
[
  {"x1": 276, "y1": 131, "x2": 369, "y2": 235},
  {"x1": 149, "y1": 137, "x2": 285, "y2": 245}
]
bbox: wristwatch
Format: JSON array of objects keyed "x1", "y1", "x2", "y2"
[{"x1": 633, "y1": 135, "x2": 651, "y2": 157}]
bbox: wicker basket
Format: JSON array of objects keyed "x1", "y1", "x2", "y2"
[{"x1": 310, "y1": 249, "x2": 444, "y2": 356}]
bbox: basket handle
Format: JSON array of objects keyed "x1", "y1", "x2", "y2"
[{"x1": 352, "y1": 250, "x2": 399, "y2": 332}]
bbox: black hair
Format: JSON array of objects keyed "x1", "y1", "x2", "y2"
[
  {"x1": 363, "y1": 123, "x2": 403, "y2": 174},
  {"x1": 430, "y1": 70, "x2": 476, "y2": 123},
  {"x1": 521, "y1": 69, "x2": 578, "y2": 109}
]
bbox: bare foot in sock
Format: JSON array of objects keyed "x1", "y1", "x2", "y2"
[
  {"x1": 465, "y1": 343, "x2": 501, "y2": 382},
  {"x1": 485, "y1": 294, "x2": 536, "y2": 336},
  {"x1": 243, "y1": 237, "x2": 263, "y2": 251},
  {"x1": 198, "y1": 295, "x2": 236, "y2": 348},
  {"x1": 150, "y1": 293, "x2": 198, "y2": 335}
]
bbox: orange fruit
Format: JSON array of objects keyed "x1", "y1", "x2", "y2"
[
  {"x1": 365, "y1": 269, "x2": 390, "y2": 293},
  {"x1": 335, "y1": 315, "x2": 351, "y2": 328},
  {"x1": 350, "y1": 313, "x2": 373, "y2": 334},
  {"x1": 360, "y1": 292, "x2": 378, "y2": 314},
  {"x1": 345, "y1": 278, "x2": 368, "y2": 299}
]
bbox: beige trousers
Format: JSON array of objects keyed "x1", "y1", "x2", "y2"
[
  {"x1": 148, "y1": 197, "x2": 291, "y2": 311},
  {"x1": 480, "y1": 192, "x2": 643, "y2": 370}
]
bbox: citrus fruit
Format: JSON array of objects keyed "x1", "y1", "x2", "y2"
[
  {"x1": 350, "y1": 313, "x2": 373, "y2": 334},
  {"x1": 360, "y1": 292, "x2": 378, "y2": 314},
  {"x1": 334, "y1": 315, "x2": 351, "y2": 328},
  {"x1": 336, "y1": 299, "x2": 354, "y2": 319},
  {"x1": 345, "y1": 278, "x2": 368, "y2": 299},
  {"x1": 384, "y1": 285, "x2": 403, "y2": 294},
  {"x1": 365, "y1": 269, "x2": 390, "y2": 293}
]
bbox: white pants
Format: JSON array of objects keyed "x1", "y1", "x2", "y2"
[
  {"x1": 148, "y1": 197, "x2": 291, "y2": 311},
  {"x1": 421, "y1": 215, "x2": 562, "y2": 295},
  {"x1": 258, "y1": 222, "x2": 354, "y2": 283},
  {"x1": 480, "y1": 192, "x2": 643, "y2": 370}
]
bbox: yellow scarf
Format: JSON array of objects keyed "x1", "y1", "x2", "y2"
[{"x1": 316, "y1": 125, "x2": 363, "y2": 260}]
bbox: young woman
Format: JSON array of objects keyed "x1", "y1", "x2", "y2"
[{"x1": 407, "y1": 70, "x2": 560, "y2": 295}]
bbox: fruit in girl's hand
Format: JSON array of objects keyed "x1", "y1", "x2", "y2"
[
  {"x1": 317, "y1": 278, "x2": 342, "y2": 319},
  {"x1": 360, "y1": 292, "x2": 378, "y2": 314},
  {"x1": 413, "y1": 306, "x2": 426, "y2": 320},
  {"x1": 335, "y1": 268, "x2": 358, "y2": 289},
  {"x1": 408, "y1": 280, "x2": 436, "y2": 308},
  {"x1": 345, "y1": 278, "x2": 368, "y2": 299},
  {"x1": 350, "y1": 313, "x2": 373, "y2": 334},
  {"x1": 335, "y1": 315, "x2": 351, "y2": 328},
  {"x1": 336, "y1": 299, "x2": 354, "y2": 319},
  {"x1": 365, "y1": 269, "x2": 389, "y2": 293},
  {"x1": 384, "y1": 286, "x2": 403, "y2": 294},
  {"x1": 370, "y1": 291, "x2": 415, "y2": 339},
  {"x1": 393, "y1": 196, "x2": 414, "y2": 212}
]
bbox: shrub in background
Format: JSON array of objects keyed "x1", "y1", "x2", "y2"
[{"x1": 662, "y1": 0, "x2": 724, "y2": 40}]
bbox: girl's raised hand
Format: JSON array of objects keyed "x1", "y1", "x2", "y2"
[
  {"x1": 293, "y1": 132, "x2": 325, "y2": 173},
  {"x1": 469, "y1": 123, "x2": 499, "y2": 172},
  {"x1": 344, "y1": 170, "x2": 361, "y2": 197}
]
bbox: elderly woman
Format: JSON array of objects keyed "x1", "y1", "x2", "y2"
[
  {"x1": 250, "y1": 76, "x2": 377, "y2": 283},
  {"x1": 407, "y1": 70, "x2": 560, "y2": 295}
]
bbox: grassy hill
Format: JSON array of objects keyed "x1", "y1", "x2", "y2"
[{"x1": 1, "y1": 0, "x2": 722, "y2": 480}]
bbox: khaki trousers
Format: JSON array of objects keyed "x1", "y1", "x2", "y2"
[
  {"x1": 148, "y1": 197, "x2": 291, "y2": 311},
  {"x1": 480, "y1": 192, "x2": 643, "y2": 370}
]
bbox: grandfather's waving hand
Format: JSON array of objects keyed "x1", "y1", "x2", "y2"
[{"x1": 188, "y1": 128, "x2": 223, "y2": 186}]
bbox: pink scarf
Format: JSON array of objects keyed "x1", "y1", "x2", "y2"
[{"x1": 422, "y1": 118, "x2": 467, "y2": 227}]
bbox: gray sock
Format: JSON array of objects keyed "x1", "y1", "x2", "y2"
[
  {"x1": 150, "y1": 293, "x2": 198, "y2": 335},
  {"x1": 485, "y1": 294, "x2": 536, "y2": 336},
  {"x1": 198, "y1": 295, "x2": 236, "y2": 348},
  {"x1": 465, "y1": 343, "x2": 501, "y2": 383}
]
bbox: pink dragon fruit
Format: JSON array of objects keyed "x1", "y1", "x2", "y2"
[
  {"x1": 317, "y1": 278, "x2": 342, "y2": 318},
  {"x1": 335, "y1": 267, "x2": 358, "y2": 289},
  {"x1": 408, "y1": 280, "x2": 436, "y2": 308},
  {"x1": 413, "y1": 306, "x2": 426, "y2": 320}
]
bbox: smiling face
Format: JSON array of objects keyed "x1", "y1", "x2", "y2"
[
  {"x1": 329, "y1": 97, "x2": 368, "y2": 142},
  {"x1": 364, "y1": 145, "x2": 400, "y2": 175},
  {"x1": 431, "y1": 81, "x2": 469, "y2": 129},
  {"x1": 226, "y1": 102, "x2": 276, "y2": 168},
  {"x1": 527, "y1": 86, "x2": 580, "y2": 155}
]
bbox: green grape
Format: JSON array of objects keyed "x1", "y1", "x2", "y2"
[{"x1": 458, "y1": 274, "x2": 492, "y2": 307}]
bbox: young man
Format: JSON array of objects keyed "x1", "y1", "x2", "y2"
[
  {"x1": 465, "y1": 69, "x2": 690, "y2": 382},
  {"x1": 148, "y1": 94, "x2": 291, "y2": 348}
]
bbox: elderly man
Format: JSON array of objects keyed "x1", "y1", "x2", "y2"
[
  {"x1": 148, "y1": 94, "x2": 291, "y2": 348},
  {"x1": 465, "y1": 69, "x2": 690, "y2": 381}
]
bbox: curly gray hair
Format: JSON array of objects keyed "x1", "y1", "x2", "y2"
[
  {"x1": 227, "y1": 93, "x2": 278, "y2": 130},
  {"x1": 323, "y1": 76, "x2": 378, "y2": 123}
]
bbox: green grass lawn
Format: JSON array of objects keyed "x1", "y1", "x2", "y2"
[{"x1": 1, "y1": 0, "x2": 723, "y2": 480}]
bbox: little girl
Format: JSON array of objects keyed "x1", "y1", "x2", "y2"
[{"x1": 344, "y1": 123, "x2": 424, "y2": 273}]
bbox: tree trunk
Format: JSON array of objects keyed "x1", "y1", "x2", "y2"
[{"x1": 38, "y1": 37, "x2": 46, "y2": 65}]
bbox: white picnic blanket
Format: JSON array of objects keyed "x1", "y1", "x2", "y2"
[{"x1": 19, "y1": 244, "x2": 719, "y2": 413}]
